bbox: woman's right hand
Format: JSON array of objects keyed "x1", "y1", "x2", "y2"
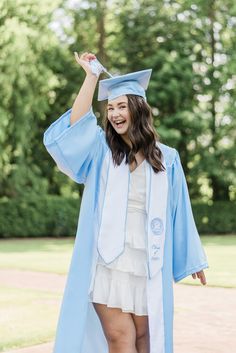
[{"x1": 74, "y1": 52, "x2": 97, "y2": 76}]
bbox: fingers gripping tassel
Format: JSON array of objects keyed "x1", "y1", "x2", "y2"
[{"x1": 89, "y1": 58, "x2": 113, "y2": 78}]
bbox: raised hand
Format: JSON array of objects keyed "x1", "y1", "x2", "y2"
[
  {"x1": 74, "y1": 52, "x2": 97, "y2": 76},
  {"x1": 70, "y1": 52, "x2": 99, "y2": 124}
]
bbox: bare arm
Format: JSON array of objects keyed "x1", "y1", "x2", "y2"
[{"x1": 70, "y1": 52, "x2": 99, "y2": 126}]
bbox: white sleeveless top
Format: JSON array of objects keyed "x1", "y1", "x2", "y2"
[
  {"x1": 89, "y1": 159, "x2": 148, "y2": 315},
  {"x1": 128, "y1": 159, "x2": 146, "y2": 213}
]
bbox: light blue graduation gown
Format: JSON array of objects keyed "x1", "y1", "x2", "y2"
[{"x1": 43, "y1": 108, "x2": 208, "y2": 353}]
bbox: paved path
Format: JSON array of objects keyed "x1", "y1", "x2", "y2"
[
  {"x1": 0, "y1": 269, "x2": 65, "y2": 293},
  {"x1": 1, "y1": 269, "x2": 236, "y2": 353},
  {"x1": 6, "y1": 343, "x2": 53, "y2": 353},
  {"x1": 174, "y1": 284, "x2": 236, "y2": 353}
]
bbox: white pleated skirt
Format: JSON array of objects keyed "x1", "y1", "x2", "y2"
[{"x1": 89, "y1": 208, "x2": 148, "y2": 316}]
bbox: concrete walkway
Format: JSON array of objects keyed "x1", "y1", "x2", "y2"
[
  {"x1": 1, "y1": 269, "x2": 236, "y2": 353},
  {"x1": 6, "y1": 343, "x2": 53, "y2": 353},
  {"x1": 174, "y1": 284, "x2": 236, "y2": 353}
]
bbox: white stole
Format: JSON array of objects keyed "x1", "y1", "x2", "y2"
[
  {"x1": 145, "y1": 157, "x2": 168, "y2": 278},
  {"x1": 97, "y1": 149, "x2": 168, "y2": 278}
]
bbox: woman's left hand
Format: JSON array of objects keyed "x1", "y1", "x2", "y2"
[{"x1": 192, "y1": 270, "x2": 207, "y2": 285}]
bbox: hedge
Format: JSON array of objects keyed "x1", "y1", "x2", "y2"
[
  {"x1": 191, "y1": 201, "x2": 236, "y2": 234},
  {"x1": 0, "y1": 195, "x2": 80, "y2": 238},
  {"x1": 0, "y1": 196, "x2": 235, "y2": 238}
]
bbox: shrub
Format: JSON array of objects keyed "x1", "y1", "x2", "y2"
[
  {"x1": 0, "y1": 195, "x2": 80, "y2": 238},
  {"x1": 0, "y1": 196, "x2": 235, "y2": 238},
  {"x1": 192, "y1": 201, "x2": 236, "y2": 234}
]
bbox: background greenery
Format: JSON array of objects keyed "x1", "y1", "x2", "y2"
[
  {"x1": 0, "y1": 196, "x2": 235, "y2": 237},
  {"x1": 0, "y1": 0, "x2": 235, "y2": 236}
]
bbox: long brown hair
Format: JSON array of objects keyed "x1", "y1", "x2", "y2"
[{"x1": 103, "y1": 94, "x2": 165, "y2": 173}]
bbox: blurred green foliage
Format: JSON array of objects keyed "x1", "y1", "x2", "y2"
[
  {"x1": 0, "y1": 195, "x2": 80, "y2": 238},
  {"x1": 0, "y1": 196, "x2": 235, "y2": 237},
  {"x1": 0, "y1": 0, "x2": 235, "y2": 205}
]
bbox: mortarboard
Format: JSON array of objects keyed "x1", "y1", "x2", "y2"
[{"x1": 97, "y1": 69, "x2": 152, "y2": 101}]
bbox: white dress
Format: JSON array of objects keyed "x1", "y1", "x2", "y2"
[{"x1": 89, "y1": 159, "x2": 148, "y2": 316}]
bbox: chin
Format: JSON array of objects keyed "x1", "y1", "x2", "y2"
[{"x1": 116, "y1": 129, "x2": 128, "y2": 135}]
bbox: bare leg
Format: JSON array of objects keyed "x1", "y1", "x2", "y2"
[
  {"x1": 131, "y1": 314, "x2": 150, "y2": 353},
  {"x1": 93, "y1": 303, "x2": 138, "y2": 353}
]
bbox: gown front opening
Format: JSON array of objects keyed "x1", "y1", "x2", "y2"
[{"x1": 89, "y1": 159, "x2": 148, "y2": 316}]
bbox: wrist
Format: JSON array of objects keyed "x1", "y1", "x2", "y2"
[{"x1": 85, "y1": 72, "x2": 99, "y2": 80}]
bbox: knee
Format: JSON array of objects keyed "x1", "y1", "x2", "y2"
[
  {"x1": 136, "y1": 327, "x2": 150, "y2": 344},
  {"x1": 106, "y1": 326, "x2": 135, "y2": 347}
]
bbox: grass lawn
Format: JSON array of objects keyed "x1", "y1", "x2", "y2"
[
  {"x1": 0, "y1": 235, "x2": 235, "y2": 287},
  {"x1": 0, "y1": 238, "x2": 72, "y2": 351},
  {"x1": 0, "y1": 235, "x2": 235, "y2": 351},
  {"x1": 181, "y1": 235, "x2": 236, "y2": 288},
  {"x1": 0, "y1": 286, "x2": 61, "y2": 352},
  {"x1": 0, "y1": 237, "x2": 74, "y2": 274}
]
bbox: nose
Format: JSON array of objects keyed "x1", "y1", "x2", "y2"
[{"x1": 111, "y1": 108, "x2": 120, "y2": 119}]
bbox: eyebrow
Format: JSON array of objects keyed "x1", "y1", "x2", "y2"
[{"x1": 107, "y1": 101, "x2": 128, "y2": 107}]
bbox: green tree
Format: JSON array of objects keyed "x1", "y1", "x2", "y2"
[
  {"x1": 0, "y1": 0, "x2": 62, "y2": 197},
  {"x1": 111, "y1": 0, "x2": 236, "y2": 200},
  {"x1": 1, "y1": 0, "x2": 235, "y2": 203}
]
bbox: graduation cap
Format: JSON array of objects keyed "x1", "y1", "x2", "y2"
[{"x1": 97, "y1": 69, "x2": 152, "y2": 101}]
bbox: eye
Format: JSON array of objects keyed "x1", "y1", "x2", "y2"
[
  {"x1": 120, "y1": 105, "x2": 126, "y2": 109},
  {"x1": 107, "y1": 107, "x2": 113, "y2": 111}
]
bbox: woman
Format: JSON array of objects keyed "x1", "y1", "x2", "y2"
[{"x1": 43, "y1": 52, "x2": 208, "y2": 353}]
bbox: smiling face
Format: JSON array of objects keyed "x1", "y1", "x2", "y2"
[{"x1": 106, "y1": 95, "x2": 131, "y2": 139}]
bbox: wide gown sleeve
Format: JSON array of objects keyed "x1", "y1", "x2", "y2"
[
  {"x1": 43, "y1": 108, "x2": 106, "y2": 184},
  {"x1": 172, "y1": 151, "x2": 209, "y2": 282}
]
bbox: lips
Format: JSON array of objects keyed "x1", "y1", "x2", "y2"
[{"x1": 114, "y1": 120, "x2": 126, "y2": 128}]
